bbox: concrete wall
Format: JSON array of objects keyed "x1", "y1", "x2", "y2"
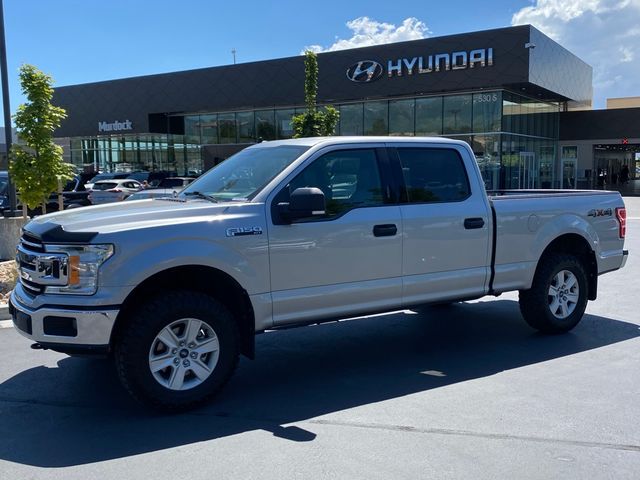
[{"x1": 0, "y1": 217, "x2": 27, "y2": 260}]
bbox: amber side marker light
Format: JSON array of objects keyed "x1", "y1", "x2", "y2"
[{"x1": 68, "y1": 256, "x2": 80, "y2": 284}]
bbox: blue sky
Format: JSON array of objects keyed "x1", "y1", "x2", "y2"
[{"x1": 2, "y1": 0, "x2": 639, "y2": 126}]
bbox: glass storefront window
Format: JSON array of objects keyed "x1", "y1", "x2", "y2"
[
  {"x1": 472, "y1": 135, "x2": 500, "y2": 190},
  {"x1": 276, "y1": 109, "x2": 295, "y2": 139},
  {"x1": 255, "y1": 110, "x2": 276, "y2": 141},
  {"x1": 339, "y1": 103, "x2": 363, "y2": 135},
  {"x1": 472, "y1": 92, "x2": 501, "y2": 133},
  {"x1": 415, "y1": 97, "x2": 442, "y2": 136},
  {"x1": 443, "y1": 94, "x2": 472, "y2": 134},
  {"x1": 200, "y1": 114, "x2": 218, "y2": 145},
  {"x1": 389, "y1": 99, "x2": 415, "y2": 136},
  {"x1": 364, "y1": 101, "x2": 388, "y2": 135},
  {"x1": 237, "y1": 111, "x2": 255, "y2": 143},
  {"x1": 184, "y1": 115, "x2": 201, "y2": 144},
  {"x1": 218, "y1": 113, "x2": 237, "y2": 144}
]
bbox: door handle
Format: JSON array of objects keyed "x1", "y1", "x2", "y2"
[
  {"x1": 373, "y1": 224, "x2": 397, "y2": 237},
  {"x1": 464, "y1": 218, "x2": 485, "y2": 229}
]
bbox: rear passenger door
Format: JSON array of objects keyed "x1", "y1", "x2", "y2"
[{"x1": 390, "y1": 143, "x2": 492, "y2": 306}]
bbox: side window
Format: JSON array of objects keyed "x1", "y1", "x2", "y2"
[
  {"x1": 397, "y1": 148, "x2": 470, "y2": 203},
  {"x1": 279, "y1": 148, "x2": 385, "y2": 219}
]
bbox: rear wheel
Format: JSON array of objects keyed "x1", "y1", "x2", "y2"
[
  {"x1": 519, "y1": 253, "x2": 589, "y2": 334},
  {"x1": 115, "y1": 291, "x2": 239, "y2": 411}
]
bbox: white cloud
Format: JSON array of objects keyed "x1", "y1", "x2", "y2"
[
  {"x1": 512, "y1": 0, "x2": 640, "y2": 107},
  {"x1": 303, "y1": 17, "x2": 430, "y2": 54}
]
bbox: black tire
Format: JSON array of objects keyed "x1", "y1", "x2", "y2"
[
  {"x1": 115, "y1": 291, "x2": 239, "y2": 412},
  {"x1": 519, "y1": 253, "x2": 589, "y2": 334}
]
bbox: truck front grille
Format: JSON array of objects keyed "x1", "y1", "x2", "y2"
[{"x1": 17, "y1": 233, "x2": 45, "y2": 296}]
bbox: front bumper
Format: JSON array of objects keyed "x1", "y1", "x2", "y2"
[{"x1": 9, "y1": 289, "x2": 119, "y2": 348}]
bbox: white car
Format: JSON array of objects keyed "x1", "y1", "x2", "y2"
[
  {"x1": 88, "y1": 179, "x2": 142, "y2": 205},
  {"x1": 126, "y1": 177, "x2": 195, "y2": 201}
]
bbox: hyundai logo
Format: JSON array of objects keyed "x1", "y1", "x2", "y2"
[{"x1": 346, "y1": 60, "x2": 383, "y2": 83}]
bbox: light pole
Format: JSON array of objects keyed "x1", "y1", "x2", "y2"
[
  {"x1": 231, "y1": 48, "x2": 236, "y2": 65},
  {"x1": 0, "y1": 0, "x2": 18, "y2": 217}
]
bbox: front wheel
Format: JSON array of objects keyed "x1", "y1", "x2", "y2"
[
  {"x1": 115, "y1": 291, "x2": 239, "y2": 411},
  {"x1": 519, "y1": 253, "x2": 589, "y2": 334}
]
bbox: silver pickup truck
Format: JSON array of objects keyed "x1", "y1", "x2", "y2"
[{"x1": 10, "y1": 137, "x2": 628, "y2": 410}]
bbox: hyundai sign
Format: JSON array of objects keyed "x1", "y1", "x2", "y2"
[{"x1": 346, "y1": 48, "x2": 494, "y2": 83}]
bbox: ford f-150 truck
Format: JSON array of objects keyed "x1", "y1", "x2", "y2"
[{"x1": 10, "y1": 137, "x2": 628, "y2": 411}]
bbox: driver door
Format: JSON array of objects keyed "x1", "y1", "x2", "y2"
[{"x1": 268, "y1": 145, "x2": 403, "y2": 325}]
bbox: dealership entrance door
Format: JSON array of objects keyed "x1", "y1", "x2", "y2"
[
  {"x1": 518, "y1": 152, "x2": 538, "y2": 189},
  {"x1": 593, "y1": 143, "x2": 640, "y2": 193}
]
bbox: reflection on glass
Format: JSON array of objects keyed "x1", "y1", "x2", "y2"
[
  {"x1": 200, "y1": 114, "x2": 218, "y2": 145},
  {"x1": 389, "y1": 99, "x2": 415, "y2": 136},
  {"x1": 415, "y1": 97, "x2": 442, "y2": 136},
  {"x1": 443, "y1": 95, "x2": 472, "y2": 134},
  {"x1": 472, "y1": 135, "x2": 500, "y2": 190},
  {"x1": 339, "y1": 103, "x2": 363, "y2": 135},
  {"x1": 255, "y1": 110, "x2": 276, "y2": 140},
  {"x1": 472, "y1": 92, "x2": 501, "y2": 133},
  {"x1": 237, "y1": 111, "x2": 255, "y2": 143},
  {"x1": 364, "y1": 101, "x2": 388, "y2": 135},
  {"x1": 276, "y1": 109, "x2": 295, "y2": 139},
  {"x1": 184, "y1": 115, "x2": 201, "y2": 144},
  {"x1": 218, "y1": 113, "x2": 237, "y2": 144}
]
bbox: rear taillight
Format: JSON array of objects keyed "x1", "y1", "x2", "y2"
[{"x1": 616, "y1": 207, "x2": 626, "y2": 239}]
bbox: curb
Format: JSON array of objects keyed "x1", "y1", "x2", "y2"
[{"x1": 0, "y1": 303, "x2": 9, "y2": 321}]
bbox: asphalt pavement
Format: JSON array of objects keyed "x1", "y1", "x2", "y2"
[{"x1": 0, "y1": 198, "x2": 639, "y2": 479}]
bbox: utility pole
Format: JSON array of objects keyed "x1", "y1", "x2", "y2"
[
  {"x1": 231, "y1": 48, "x2": 236, "y2": 65},
  {"x1": 0, "y1": 0, "x2": 18, "y2": 217}
]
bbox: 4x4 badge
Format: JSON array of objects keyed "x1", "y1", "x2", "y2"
[{"x1": 226, "y1": 227, "x2": 263, "y2": 237}]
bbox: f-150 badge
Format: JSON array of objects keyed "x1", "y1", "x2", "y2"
[
  {"x1": 587, "y1": 208, "x2": 613, "y2": 218},
  {"x1": 226, "y1": 227, "x2": 263, "y2": 237}
]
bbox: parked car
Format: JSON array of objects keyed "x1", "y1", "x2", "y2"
[
  {"x1": 88, "y1": 179, "x2": 142, "y2": 204},
  {"x1": 126, "y1": 177, "x2": 195, "y2": 200},
  {"x1": 84, "y1": 172, "x2": 131, "y2": 191},
  {"x1": 127, "y1": 171, "x2": 178, "y2": 187},
  {"x1": 0, "y1": 170, "x2": 8, "y2": 213},
  {"x1": 10, "y1": 137, "x2": 628, "y2": 411}
]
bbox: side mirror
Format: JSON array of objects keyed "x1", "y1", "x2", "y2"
[{"x1": 278, "y1": 187, "x2": 326, "y2": 222}]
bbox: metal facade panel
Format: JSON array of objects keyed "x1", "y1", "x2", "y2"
[
  {"x1": 560, "y1": 108, "x2": 640, "y2": 140},
  {"x1": 528, "y1": 26, "x2": 592, "y2": 108},
  {"x1": 52, "y1": 25, "x2": 588, "y2": 138}
]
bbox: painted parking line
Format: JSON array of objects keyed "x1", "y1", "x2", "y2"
[{"x1": 0, "y1": 320, "x2": 13, "y2": 329}]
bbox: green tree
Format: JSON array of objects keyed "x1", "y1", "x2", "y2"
[
  {"x1": 292, "y1": 51, "x2": 339, "y2": 138},
  {"x1": 9, "y1": 64, "x2": 73, "y2": 217}
]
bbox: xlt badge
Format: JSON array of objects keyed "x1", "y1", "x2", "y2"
[{"x1": 226, "y1": 227, "x2": 263, "y2": 237}]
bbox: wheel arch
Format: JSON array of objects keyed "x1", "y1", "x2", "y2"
[
  {"x1": 536, "y1": 233, "x2": 598, "y2": 300},
  {"x1": 111, "y1": 265, "x2": 256, "y2": 359}
]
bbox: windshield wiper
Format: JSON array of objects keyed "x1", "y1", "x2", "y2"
[{"x1": 182, "y1": 191, "x2": 219, "y2": 203}]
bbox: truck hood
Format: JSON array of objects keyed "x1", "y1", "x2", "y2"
[{"x1": 24, "y1": 198, "x2": 263, "y2": 240}]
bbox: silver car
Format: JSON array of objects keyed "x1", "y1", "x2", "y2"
[{"x1": 88, "y1": 179, "x2": 142, "y2": 205}]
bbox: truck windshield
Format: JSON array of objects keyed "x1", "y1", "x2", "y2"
[{"x1": 181, "y1": 145, "x2": 309, "y2": 201}]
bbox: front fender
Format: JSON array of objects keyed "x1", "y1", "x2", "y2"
[{"x1": 99, "y1": 235, "x2": 270, "y2": 296}]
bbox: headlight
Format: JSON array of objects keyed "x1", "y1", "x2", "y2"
[{"x1": 44, "y1": 244, "x2": 114, "y2": 295}]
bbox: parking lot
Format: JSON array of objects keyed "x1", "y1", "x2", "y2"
[{"x1": 0, "y1": 198, "x2": 638, "y2": 479}]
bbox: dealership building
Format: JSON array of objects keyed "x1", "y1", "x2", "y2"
[{"x1": 50, "y1": 24, "x2": 639, "y2": 191}]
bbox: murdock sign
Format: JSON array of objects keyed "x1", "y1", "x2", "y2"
[
  {"x1": 98, "y1": 119, "x2": 133, "y2": 132},
  {"x1": 346, "y1": 47, "x2": 494, "y2": 83}
]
